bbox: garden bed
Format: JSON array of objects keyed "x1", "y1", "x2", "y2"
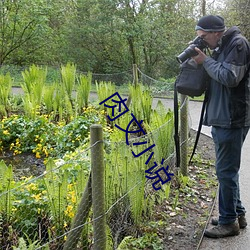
[{"x1": 115, "y1": 130, "x2": 217, "y2": 250}]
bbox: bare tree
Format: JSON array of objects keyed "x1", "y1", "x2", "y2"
[{"x1": 0, "y1": 0, "x2": 48, "y2": 65}]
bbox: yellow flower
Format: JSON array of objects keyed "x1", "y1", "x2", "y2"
[
  {"x1": 3, "y1": 130, "x2": 9, "y2": 135},
  {"x1": 65, "y1": 205, "x2": 74, "y2": 218},
  {"x1": 71, "y1": 195, "x2": 76, "y2": 204},
  {"x1": 32, "y1": 193, "x2": 42, "y2": 201},
  {"x1": 36, "y1": 152, "x2": 41, "y2": 159},
  {"x1": 26, "y1": 183, "x2": 37, "y2": 191}
]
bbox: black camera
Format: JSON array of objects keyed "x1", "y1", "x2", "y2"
[{"x1": 176, "y1": 36, "x2": 208, "y2": 64}]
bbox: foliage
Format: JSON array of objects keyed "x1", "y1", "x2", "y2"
[
  {"x1": 101, "y1": 85, "x2": 175, "y2": 246},
  {"x1": 0, "y1": 73, "x2": 12, "y2": 117},
  {"x1": 129, "y1": 83, "x2": 153, "y2": 124},
  {"x1": 0, "y1": 0, "x2": 52, "y2": 65},
  {"x1": 117, "y1": 233, "x2": 163, "y2": 250},
  {"x1": 76, "y1": 72, "x2": 92, "y2": 110},
  {"x1": 0, "y1": 79, "x2": 183, "y2": 248},
  {"x1": 145, "y1": 100, "x2": 175, "y2": 163},
  {"x1": 0, "y1": 0, "x2": 236, "y2": 78},
  {"x1": 21, "y1": 65, "x2": 47, "y2": 118},
  {"x1": 0, "y1": 161, "x2": 14, "y2": 222},
  {"x1": 12, "y1": 176, "x2": 49, "y2": 241},
  {"x1": 61, "y1": 63, "x2": 76, "y2": 101},
  {"x1": 13, "y1": 235, "x2": 46, "y2": 250},
  {"x1": 0, "y1": 110, "x2": 100, "y2": 158}
]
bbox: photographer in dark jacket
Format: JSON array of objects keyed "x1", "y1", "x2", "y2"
[{"x1": 192, "y1": 15, "x2": 250, "y2": 238}]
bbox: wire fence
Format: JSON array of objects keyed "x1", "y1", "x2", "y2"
[
  {"x1": 0, "y1": 64, "x2": 175, "y2": 97},
  {"x1": 0, "y1": 65, "x2": 190, "y2": 249}
]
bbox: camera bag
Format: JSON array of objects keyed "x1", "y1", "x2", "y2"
[
  {"x1": 174, "y1": 58, "x2": 210, "y2": 168},
  {"x1": 175, "y1": 58, "x2": 209, "y2": 97}
]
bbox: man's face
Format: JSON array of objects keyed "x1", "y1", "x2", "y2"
[{"x1": 196, "y1": 30, "x2": 222, "y2": 49}]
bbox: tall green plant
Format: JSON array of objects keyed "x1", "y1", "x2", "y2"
[
  {"x1": 129, "y1": 84, "x2": 152, "y2": 124},
  {"x1": 43, "y1": 84, "x2": 55, "y2": 114},
  {"x1": 0, "y1": 73, "x2": 12, "y2": 117},
  {"x1": 145, "y1": 100, "x2": 174, "y2": 163},
  {"x1": 21, "y1": 65, "x2": 47, "y2": 118},
  {"x1": 52, "y1": 82, "x2": 73, "y2": 122},
  {"x1": 96, "y1": 81, "x2": 116, "y2": 104},
  {"x1": 96, "y1": 81, "x2": 116, "y2": 127},
  {"x1": 61, "y1": 63, "x2": 76, "y2": 102},
  {"x1": 43, "y1": 159, "x2": 68, "y2": 231},
  {"x1": 105, "y1": 123, "x2": 150, "y2": 227},
  {"x1": 76, "y1": 72, "x2": 92, "y2": 112},
  {"x1": 0, "y1": 161, "x2": 14, "y2": 222}
]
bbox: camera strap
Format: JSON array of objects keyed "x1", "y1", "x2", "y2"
[
  {"x1": 174, "y1": 84, "x2": 208, "y2": 168},
  {"x1": 174, "y1": 82, "x2": 181, "y2": 168},
  {"x1": 189, "y1": 91, "x2": 208, "y2": 164}
]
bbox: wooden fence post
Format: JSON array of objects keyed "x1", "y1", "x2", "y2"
[
  {"x1": 91, "y1": 124, "x2": 106, "y2": 250},
  {"x1": 133, "y1": 64, "x2": 138, "y2": 86},
  {"x1": 63, "y1": 175, "x2": 92, "y2": 250},
  {"x1": 180, "y1": 94, "x2": 188, "y2": 176}
]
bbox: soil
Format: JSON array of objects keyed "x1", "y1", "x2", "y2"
[
  {"x1": 159, "y1": 130, "x2": 217, "y2": 250},
  {"x1": 0, "y1": 152, "x2": 45, "y2": 180}
]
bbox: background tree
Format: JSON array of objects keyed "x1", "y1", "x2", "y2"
[
  {"x1": 220, "y1": 0, "x2": 250, "y2": 39},
  {"x1": 0, "y1": 0, "x2": 49, "y2": 65},
  {"x1": 0, "y1": 0, "x2": 234, "y2": 80}
]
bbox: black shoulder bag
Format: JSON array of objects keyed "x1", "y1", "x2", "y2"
[
  {"x1": 175, "y1": 58, "x2": 208, "y2": 97},
  {"x1": 174, "y1": 58, "x2": 210, "y2": 168}
]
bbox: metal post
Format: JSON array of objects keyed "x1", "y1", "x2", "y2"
[{"x1": 91, "y1": 124, "x2": 106, "y2": 250}]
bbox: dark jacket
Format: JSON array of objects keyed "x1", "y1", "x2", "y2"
[{"x1": 203, "y1": 26, "x2": 250, "y2": 128}]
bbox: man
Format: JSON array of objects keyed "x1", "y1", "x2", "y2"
[{"x1": 192, "y1": 15, "x2": 250, "y2": 238}]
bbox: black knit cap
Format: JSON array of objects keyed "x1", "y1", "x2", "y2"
[{"x1": 195, "y1": 15, "x2": 225, "y2": 32}]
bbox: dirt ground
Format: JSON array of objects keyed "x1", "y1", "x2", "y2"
[{"x1": 159, "y1": 130, "x2": 217, "y2": 250}]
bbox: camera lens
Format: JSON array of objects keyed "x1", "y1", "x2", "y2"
[{"x1": 176, "y1": 45, "x2": 198, "y2": 63}]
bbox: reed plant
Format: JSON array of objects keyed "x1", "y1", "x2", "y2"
[
  {"x1": 76, "y1": 72, "x2": 92, "y2": 112},
  {"x1": 105, "y1": 111, "x2": 153, "y2": 232},
  {"x1": 96, "y1": 81, "x2": 116, "y2": 127},
  {"x1": 145, "y1": 100, "x2": 174, "y2": 163},
  {"x1": 21, "y1": 65, "x2": 47, "y2": 118},
  {"x1": 129, "y1": 83, "x2": 152, "y2": 124},
  {"x1": 0, "y1": 161, "x2": 14, "y2": 223},
  {"x1": 43, "y1": 159, "x2": 69, "y2": 242},
  {"x1": 105, "y1": 139, "x2": 148, "y2": 227},
  {"x1": 43, "y1": 84, "x2": 55, "y2": 114},
  {"x1": 96, "y1": 81, "x2": 116, "y2": 105},
  {"x1": 0, "y1": 73, "x2": 12, "y2": 116},
  {"x1": 52, "y1": 82, "x2": 73, "y2": 122},
  {"x1": 60, "y1": 63, "x2": 76, "y2": 103}
]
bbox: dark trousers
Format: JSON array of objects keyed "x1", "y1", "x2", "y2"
[{"x1": 211, "y1": 126, "x2": 249, "y2": 225}]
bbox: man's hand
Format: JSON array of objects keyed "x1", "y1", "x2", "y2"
[{"x1": 192, "y1": 47, "x2": 207, "y2": 64}]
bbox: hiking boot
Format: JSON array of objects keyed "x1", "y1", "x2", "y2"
[
  {"x1": 204, "y1": 222, "x2": 240, "y2": 238},
  {"x1": 211, "y1": 214, "x2": 247, "y2": 229}
]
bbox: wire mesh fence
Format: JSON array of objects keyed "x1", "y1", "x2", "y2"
[{"x1": 0, "y1": 65, "x2": 190, "y2": 249}]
